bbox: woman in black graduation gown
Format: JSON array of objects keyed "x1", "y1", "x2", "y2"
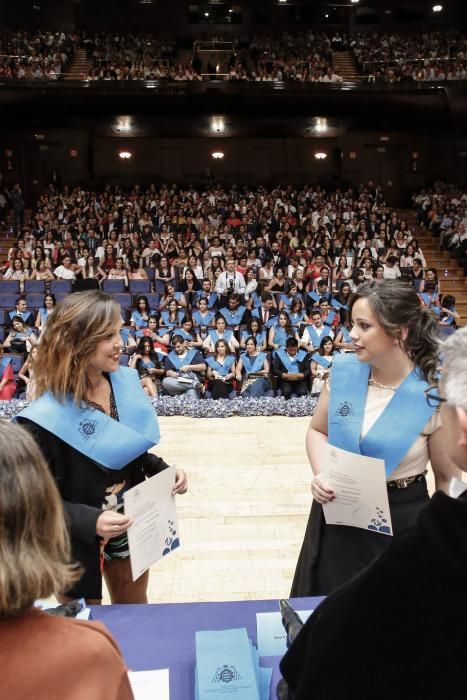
[
  {"x1": 291, "y1": 281, "x2": 457, "y2": 597},
  {"x1": 16, "y1": 290, "x2": 187, "y2": 605}
]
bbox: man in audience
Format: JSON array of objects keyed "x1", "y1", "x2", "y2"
[
  {"x1": 162, "y1": 334, "x2": 206, "y2": 399},
  {"x1": 252, "y1": 292, "x2": 278, "y2": 327},
  {"x1": 9, "y1": 297, "x2": 33, "y2": 325},
  {"x1": 273, "y1": 337, "x2": 310, "y2": 400},
  {"x1": 219, "y1": 292, "x2": 250, "y2": 330},
  {"x1": 301, "y1": 310, "x2": 331, "y2": 352},
  {"x1": 215, "y1": 259, "x2": 246, "y2": 300}
]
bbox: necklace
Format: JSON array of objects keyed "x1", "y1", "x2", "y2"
[{"x1": 368, "y1": 377, "x2": 398, "y2": 391}]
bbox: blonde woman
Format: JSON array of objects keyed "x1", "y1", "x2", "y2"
[
  {"x1": 16, "y1": 290, "x2": 187, "y2": 605},
  {"x1": 0, "y1": 422, "x2": 133, "y2": 700}
]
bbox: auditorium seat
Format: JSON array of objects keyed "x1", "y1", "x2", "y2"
[
  {"x1": 0, "y1": 293, "x2": 18, "y2": 310},
  {"x1": 102, "y1": 279, "x2": 126, "y2": 294},
  {"x1": 24, "y1": 280, "x2": 46, "y2": 294},
  {"x1": 50, "y1": 280, "x2": 73, "y2": 295},
  {"x1": 129, "y1": 279, "x2": 151, "y2": 294},
  {"x1": 0, "y1": 280, "x2": 20, "y2": 294},
  {"x1": 25, "y1": 293, "x2": 45, "y2": 309}
]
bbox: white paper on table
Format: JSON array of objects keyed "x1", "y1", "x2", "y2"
[
  {"x1": 321, "y1": 443, "x2": 393, "y2": 536},
  {"x1": 256, "y1": 610, "x2": 314, "y2": 657},
  {"x1": 124, "y1": 466, "x2": 180, "y2": 581},
  {"x1": 128, "y1": 669, "x2": 169, "y2": 700}
]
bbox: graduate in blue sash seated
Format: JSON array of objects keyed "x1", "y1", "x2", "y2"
[
  {"x1": 206, "y1": 340, "x2": 237, "y2": 400},
  {"x1": 268, "y1": 311, "x2": 296, "y2": 351},
  {"x1": 0, "y1": 422, "x2": 134, "y2": 700},
  {"x1": 8, "y1": 297, "x2": 34, "y2": 326},
  {"x1": 317, "y1": 298, "x2": 339, "y2": 332},
  {"x1": 331, "y1": 281, "x2": 350, "y2": 324},
  {"x1": 300, "y1": 310, "x2": 333, "y2": 353},
  {"x1": 251, "y1": 292, "x2": 278, "y2": 328},
  {"x1": 278, "y1": 283, "x2": 300, "y2": 311},
  {"x1": 3, "y1": 316, "x2": 38, "y2": 355},
  {"x1": 240, "y1": 317, "x2": 267, "y2": 352},
  {"x1": 273, "y1": 337, "x2": 310, "y2": 400},
  {"x1": 0, "y1": 342, "x2": 16, "y2": 400},
  {"x1": 438, "y1": 294, "x2": 460, "y2": 339},
  {"x1": 291, "y1": 281, "x2": 457, "y2": 598},
  {"x1": 179, "y1": 268, "x2": 200, "y2": 308},
  {"x1": 159, "y1": 298, "x2": 185, "y2": 332},
  {"x1": 236, "y1": 337, "x2": 271, "y2": 397},
  {"x1": 160, "y1": 282, "x2": 187, "y2": 310},
  {"x1": 15, "y1": 291, "x2": 187, "y2": 605},
  {"x1": 310, "y1": 336, "x2": 335, "y2": 394},
  {"x1": 334, "y1": 316, "x2": 355, "y2": 352},
  {"x1": 203, "y1": 315, "x2": 239, "y2": 354},
  {"x1": 219, "y1": 292, "x2": 250, "y2": 331},
  {"x1": 34, "y1": 293, "x2": 56, "y2": 334},
  {"x1": 192, "y1": 279, "x2": 218, "y2": 310},
  {"x1": 306, "y1": 280, "x2": 331, "y2": 312},
  {"x1": 281, "y1": 327, "x2": 467, "y2": 700},
  {"x1": 192, "y1": 297, "x2": 216, "y2": 334},
  {"x1": 130, "y1": 295, "x2": 152, "y2": 334},
  {"x1": 419, "y1": 279, "x2": 441, "y2": 316},
  {"x1": 170, "y1": 316, "x2": 202, "y2": 350},
  {"x1": 140, "y1": 314, "x2": 170, "y2": 355},
  {"x1": 162, "y1": 334, "x2": 206, "y2": 399},
  {"x1": 288, "y1": 297, "x2": 309, "y2": 333},
  {"x1": 129, "y1": 337, "x2": 164, "y2": 398}
]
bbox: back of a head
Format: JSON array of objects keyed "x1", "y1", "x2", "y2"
[{"x1": 0, "y1": 422, "x2": 78, "y2": 617}]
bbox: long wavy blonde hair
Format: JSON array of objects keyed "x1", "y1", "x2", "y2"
[
  {"x1": 34, "y1": 290, "x2": 122, "y2": 404},
  {"x1": 0, "y1": 422, "x2": 80, "y2": 616}
]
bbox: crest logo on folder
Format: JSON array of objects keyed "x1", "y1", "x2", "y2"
[{"x1": 212, "y1": 665, "x2": 242, "y2": 684}]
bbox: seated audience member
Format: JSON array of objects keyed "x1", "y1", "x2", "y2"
[
  {"x1": 334, "y1": 317, "x2": 355, "y2": 352},
  {"x1": 301, "y1": 310, "x2": 332, "y2": 352},
  {"x1": 0, "y1": 343, "x2": 16, "y2": 400},
  {"x1": 317, "y1": 298, "x2": 339, "y2": 331},
  {"x1": 279, "y1": 284, "x2": 301, "y2": 311},
  {"x1": 170, "y1": 317, "x2": 200, "y2": 349},
  {"x1": 215, "y1": 258, "x2": 246, "y2": 301},
  {"x1": 273, "y1": 337, "x2": 310, "y2": 399},
  {"x1": 251, "y1": 292, "x2": 278, "y2": 328},
  {"x1": 288, "y1": 297, "x2": 309, "y2": 332},
  {"x1": 162, "y1": 334, "x2": 206, "y2": 399},
  {"x1": 107, "y1": 257, "x2": 129, "y2": 286},
  {"x1": 192, "y1": 297, "x2": 216, "y2": 333},
  {"x1": 54, "y1": 254, "x2": 78, "y2": 280},
  {"x1": 0, "y1": 421, "x2": 134, "y2": 700},
  {"x1": 129, "y1": 337, "x2": 164, "y2": 398},
  {"x1": 439, "y1": 294, "x2": 460, "y2": 338},
  {"x1": 240, "y1": 318, "x2": 267, "y2": 352},
  {"x1": 130, "y1": 295, "x2": 152, "y2": 336},
  {"x1": 310, "y1": 336, "x2": 335, "y2": 393},
  {"x1": 141, "y1": 315, "x2": 170, "y2": 354},
  {"x1": 206, "y1": 340, "x2": 237, "y2": 400},
  {"x1": 35, "y1": 294, "x2": 56, "y2": 334},
  {"x1": 268, "y1": 311, "x2": 296, "y2": 351},
  {"x1": 280, "y1": 327, "x2": 467, "y2": 700},
  {"x1": 160, "y1": 282, "x2": 186, "y2": 310},
  {"x1": 203, "y1": 316, "x2": 239, "y2": 354},
  {"x1": 160, "y1": 299, "x2": 185, "y2": 332},
  {"x1": 193, "y1": 278, "x2": 218, "y2": 310},
  {"x1": 420, "y1": 267, "x2": 440, "y2": 295},
  {"x1": 419, "y1": 280, "x2": 441, "y2": 315},
  {"x1": 9, "y1": 297, "x2": 34, "y2": 326},
  {"x1": 411, "y1": 257, "x2": 425, "y2": 292},
  {"x1": 383, "y1": 255, "x2": 402, "y2": 280},
  {"x1": 219, "y1": 292, "x2": 250, "y2": 330},
  {"x1": 3, "y1": 258, "x2": 29, "y2": 292},
  {"x1": 18, "y1": 346, "x2": 38, "y2": 401},
  {"x1": 3, "y1": 317, "x2": 38, "y2": 354},
  {"x1": 236, "y1": 337, "x2": 271, "y2": 397}
]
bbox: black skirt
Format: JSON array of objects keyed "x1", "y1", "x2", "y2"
[{"x1": 290, "y1": 477, "x2": 429, "y2": 597}]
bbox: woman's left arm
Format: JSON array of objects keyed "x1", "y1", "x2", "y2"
[
  {"x1": 141, "y1": 453, "x2": 188, "y2": 495},
  {"x1": 428, "y1": 426, "x2": 461, "y2": 493}
]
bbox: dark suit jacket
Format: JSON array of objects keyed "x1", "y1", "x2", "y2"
[{"x1": 281, "y1": 491, "x2": 467, "y2": 699}]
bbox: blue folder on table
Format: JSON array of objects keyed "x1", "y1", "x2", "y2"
[{"x1": 195, "y1": 627, "x2": 270, "y2": 700}]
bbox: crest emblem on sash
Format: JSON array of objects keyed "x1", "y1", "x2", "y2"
[
  {"x1": 212, "y1": 665, "x2": 242, "y2": 684},
  {"x1": 78, "y1": 420, "x2": 97, "y2": 440},
  {"x1": 336, "y1": 401, "x2": 354, "y2": 418}
]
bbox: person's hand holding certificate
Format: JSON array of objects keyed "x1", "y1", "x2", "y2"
[
  {"x1": 321, "y1": 443, "x2": 393, "y2": 536},
  {"x1": 124, "y1": 466, "x2": 180, "y2": 581}
]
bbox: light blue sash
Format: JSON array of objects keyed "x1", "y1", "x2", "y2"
[
  {"x1": 328, "y1": 354, "x2": 435, "y2": 478},
  {"x1": 340, "y1": 326, "x2": 352, "y2": 343},
  {"x1": 307, "y1": 291, "x2": 320, "y2": 304},
  {"x1": 0, "y1": 357, "x2": 12, "y2": 373},
  {"x1": 241, "y1": 330, "x2": 266, "y2": 346},
  {"x1": 241, "y1": 352, "x2": 267, "y2": 375},
  {"x1": 171, "y1": 328, "x2": 194, "y2": 342},
  {"x1": 194, "y1": 291, "x2": 217, "y2": 308},
  {"x1": 220, "y1": 305, "x2": 246, "y2": 326},
  {"x1": 39, "y1": 307, "x2": 50, "y2": 323},
  {"x1": 161, "y1": 310, "x2": 183, "y2": 328},
  {"x1": 15, "y1": 367, "x2": 160, "y2": 470},
  {"x1": 273, "y1": 327, "x2": 292, "y2": 348},
  {"x1": 205, "y1": 355, "x2": 235, "y2": 376},
  {"x1": 120, "y1": 327, "x2": 133, "y2": 345},
  {"x1": 192, "y1": 310, "x2": 215, "y2": 328},
  {"x1": 331, "y1": 299, "x2": 348, "y2": 311},
  {"x1": 251, "y1": 308, "x2": 277, "y2": 329},
  {"x1": 311, "y1": 353, "x2": 332, "y2": 368},
  {"x1": 420, "y1": 292, "x2": 440, "y2": 315},
  {"x1": 167, "y1": 348, "x2": 197, "y2": 370},
  {"x1": 208, "y1": 329, "x2": 233, "y2": 344},
  {"x1": 324, "y1": 310, "x2": 336, "y2": 327},
  {"x1": 304, "y1": 325, "x2": 325, "y2": 348},
  {"x1": 290, "y1": 311, "x2": 305, "y2": 327},
  {"x1": 131, "y1": 310, "x2": 148, "y2": 329},
  {"x1": 280, "y1": 294, "x2": 293, "y2": 308},
  {"x1": 277, "y1": 348, "x2": 307, "y2": 373}
]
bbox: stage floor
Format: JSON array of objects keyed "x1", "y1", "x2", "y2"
[{"x1": 103, "y1": 415, "x2": 312, "y2": 604}]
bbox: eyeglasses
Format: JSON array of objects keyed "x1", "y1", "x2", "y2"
[{"x1": 424, "y1": 383, "x2": 447, "y2": 408}]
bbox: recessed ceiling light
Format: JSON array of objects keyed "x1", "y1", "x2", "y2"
[
  {"x1": 118, "y1": 151, "x2": 132, "y2": 159},
  {"x1": 314, "y1": 152, "x2": 327, "y2": 160},
  {"x1": 212, "y1": 152, "x2": 225, "y2": 159},
  {"x1": 432, "y1": 4, "x2": 443, "y2": 11}
]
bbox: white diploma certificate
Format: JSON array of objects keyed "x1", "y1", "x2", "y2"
[
  {"x1": 124, "y1": 466, "x2": 180, "y2": 581},
  {"x1": 128, "y1": 669, "x2": 169, "y2": 700},
  {"x1": 321, "y1": 443, "x2": 393, "y2": 536}
]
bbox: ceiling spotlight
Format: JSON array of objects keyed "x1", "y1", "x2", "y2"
[
  {"x1": 118, "y1": 151, "x2": 132, "y2": 159},
  {"x1": 278, "y1": 0, "x2": 288, "y2": 3},
  {"x1": 350, "y1": 0, "x2": 360, "y2": 3},
  {"x1": 314, "y1": 152, "x2": 327, "y2": 160},
  {"x1": 204, "y1": 11, "x2": 210, "y2": 16},
  {"x1": 432, "y1": 4, "x2": 443, "y2": 11},
  {"x1": 314, "y1": 117, "x2": 328, "y2": 133},
  {"x1": 212, "y1": 152, "x2": 225, "y2": 159},
  {"x1": 211, "y1": 116, "x2": 225, "y2": 133}
]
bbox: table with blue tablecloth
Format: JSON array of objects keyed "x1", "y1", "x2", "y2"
[{"x1": 92, "y1": 596, "x2": 324, "y2": 700}]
